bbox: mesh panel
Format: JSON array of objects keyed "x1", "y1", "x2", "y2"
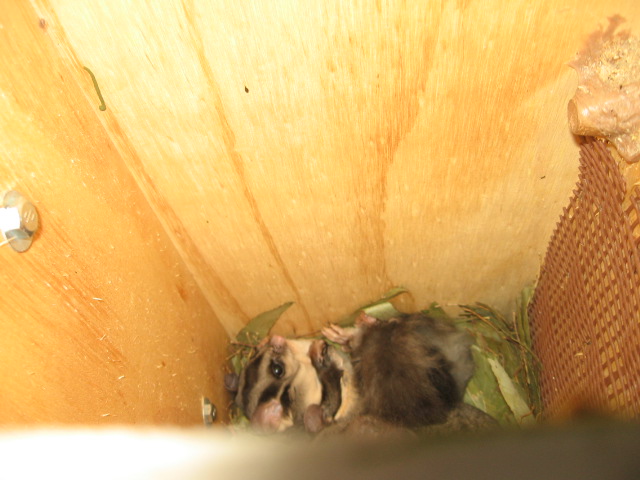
[{"x1": 529, "y1": 140, "x2": 640, "y2": 418}]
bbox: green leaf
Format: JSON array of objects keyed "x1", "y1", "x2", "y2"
[
  {"x1": 464, "y1": 346, "x2": 516, "y2": 426},
  {"x1": 362, "y1": 302, "x2": 402, "y2": 321},
  {"x1": 421, "y1": 302, "x2": 453, "y2": 321},
  {"x1": 515, "y1": 285, "x2": 535, "y2": 349},
  {"x1": 235, "y1": 302, "x2": 294, "y2": 345},
  {"x1": 338, "y1": 287, "x2": 408, "y2": 326},
  {"x1": 230, "y1": 351, "x2": 247, "y2": 376},
  {"x1": 513, "y1": 285, "x2": 543, "y2": 417},
  {"x1": 487, "y1": 356, "x2": 536, "y2": 426},
  {"x1": 369, "y1": 286, "x2": 409, "y2": 304}
]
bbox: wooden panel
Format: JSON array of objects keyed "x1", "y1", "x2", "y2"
[
  {"x1": 27, "y1": 0, "x2": 640, "y2": 340},
  {"x1": 0, "y1": 3, "x2": 229, "y2": 424}
]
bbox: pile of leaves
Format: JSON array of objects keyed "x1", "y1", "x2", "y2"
[
  {"x1": 227, "y1": 287, "x2": 542, "y2": 427},
  {"x1": 431, "y1": 287, "x2": 543, "y2": 426}
]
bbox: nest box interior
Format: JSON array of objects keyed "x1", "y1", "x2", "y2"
[{"x1": 1, "y1": 1, "x2": 639, "y2": 427}]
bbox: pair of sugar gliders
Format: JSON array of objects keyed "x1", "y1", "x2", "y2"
[{"x1": 225, "y1": 312, "x2": 496, "y2": 437}]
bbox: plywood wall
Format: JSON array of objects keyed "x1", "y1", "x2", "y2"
[
  {"x1": 1, "y1": 1, "x2": 639, "y2": 423},
  {"x1": 0, "y1": 3, "x2": 229, "y2": 424},
  {"x1": 30, "y1": 0, "x2": 639, "y2": 338}
]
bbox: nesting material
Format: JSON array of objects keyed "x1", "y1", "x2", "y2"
[
  {"x1": 568, "y1": 16, "x2": 640, "y2": 162},
  {"x1": 448, "y1": 297, "x2": 541, "y2": 427},
  {"x1": 530, "y1": 141, "x2": 640, "y2": 418},
  {"x1": 227, "y1": 288, "x2": 541, "y2": 431}
]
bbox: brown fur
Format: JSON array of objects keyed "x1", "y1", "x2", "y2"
[
  {"x1": 324, "y1": 313, "x2": 476, "y2": 428},
  {"x1": 307, "y1": 340, "x2": 344, "y2": 425},
  {"x1": 231, "y1": 313, "x2": 491, "y2": 436}
]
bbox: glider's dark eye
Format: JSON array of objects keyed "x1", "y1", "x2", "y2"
[{"x1": 270, "y1": 361, "x2": 284, "y2": 378}]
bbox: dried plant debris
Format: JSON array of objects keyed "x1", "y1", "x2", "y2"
[
  {"x1": 568, "y1": 15, "x2": 640, "y2": 162},
  {"x1": 451, "y1": 287, "x2": 543, "y2": 427},
  {"x1": 226, "y1": 287, "x2": 541, "y2": 429}
]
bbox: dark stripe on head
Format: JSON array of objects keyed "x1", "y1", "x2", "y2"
[
  {"x1": 258, "y1": 383, "x2": 281, "y2": 406},
  {"x1": 241, "y1": 352, "x2": 264, "y2": 411},
  {"x1": 280, "y1": 386, "x2": 291, "y2": 414}
]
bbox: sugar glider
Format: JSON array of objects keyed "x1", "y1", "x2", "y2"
[
  {"x1": 225, "y1": 335, "x2": 322, "y2": 433},
  {"x1": 303, "y1": 338, "x2": 361, "y2": 433},
  {"x1": 227, "y1": 311, "x2": 491, "y2": 435},
  {"x1": 321, "y1": 312, "x2": 477, "y2": 427}
]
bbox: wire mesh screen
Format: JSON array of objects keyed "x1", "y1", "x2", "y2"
[{"x1": 529, "y1": 140, "x2": 640, "y2": 418}]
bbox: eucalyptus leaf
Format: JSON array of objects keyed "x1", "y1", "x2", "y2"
[
  {"x1": 362, "y1": 301, "x2": 402, "y2": 321},
  {"x1": 230, "y1": 352, "x2": 246, "y2": 376},
  {"x1": 463, "y1": 317, "x2": 505, "y2": 343},
  {"x1": 235, "y1": 302, "x2": 294, "y2": 345},
  {"x1": 514, "y1": 286, "x2": 543, "y2": 417},
  {"x1": 370, "y1": 286, "x2": 409, "y2": 304},
  {"x1": 461, "y1": 298, "x2": 543, "y2": 426},
  {"x1": 421, "y1": 302, "x2": 453, "y2": 321},
  {"x1": 338, "y1": 287, "x2": 408, "y2": 326},
  {"x1": 487, "y1": 357, "x2": 535, "y2": 426},
  {"x1": 465, "y1": 346, "x2": 516, "y2": 426},
  {"x1": 515, "y1": 285, "x2": 535, "y2": 348}
]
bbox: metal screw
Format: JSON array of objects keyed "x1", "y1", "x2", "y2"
[
  {"x1": 202, "y1": 397, "x2": 217, "y2": 426},
  {"x1": 0, "y1": 190, "x2": 39, "y2": 252}
]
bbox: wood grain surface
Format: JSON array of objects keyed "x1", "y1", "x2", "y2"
[
  {"x1": 0, "y1": 2, "x2": 230, "y2": 424},
  {"x1": 1, "y1": 1, "x2": 638, "y2": 423}
]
